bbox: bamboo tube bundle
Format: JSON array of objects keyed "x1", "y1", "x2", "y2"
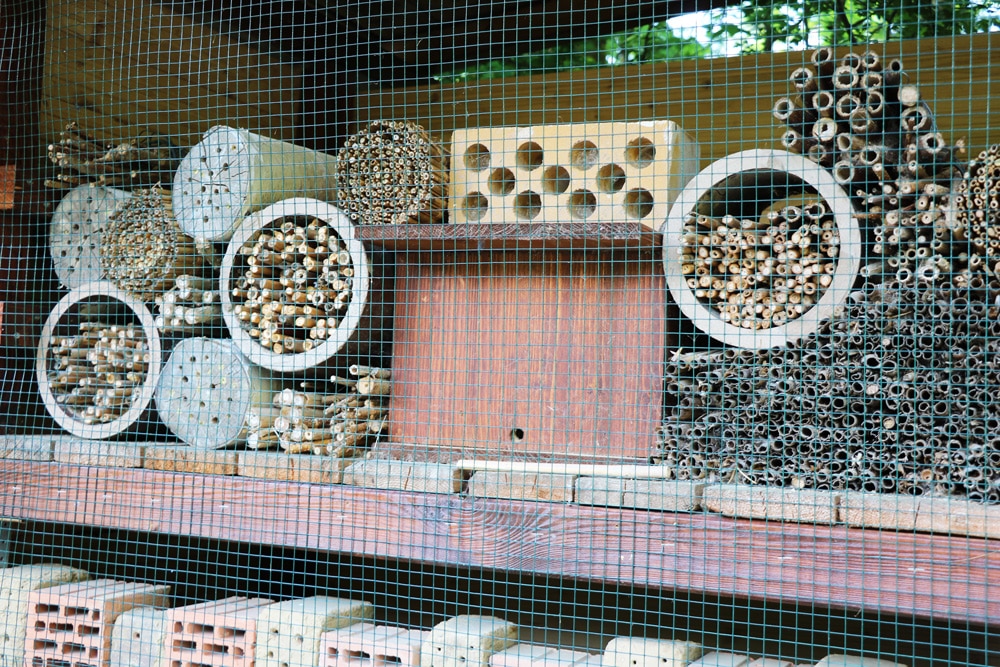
[
  {"x1": 662, "y1": 149, "x2": 861, "y2": 349},
  {"x1": 660, "y1": 271, "x2": 1000, "y2": 503},
  {"x1": 154, "y1": 274, "x2": 224, "y2": 335},
  {"x1": 266, "y1": 365, "x2": 390, "y2": 455},
  {"x1": 36, "y1": 282, "x2": 163, "y2": 439},
  {"x1": 221, "y1": 198, "x2": 386, "y2": 373},
  {"x1": 45, "y1": 122, "x2": 181, "y2": 190},
  {"x1": 336, "y1": 120, "x2": 449, "y2": 225},
  {"x1": 172, "y1": 126, "x2": 340, "y2": 242},
  {"x1": 952, "y1": 144, "x2": 1000, "y2": 260},
  {"x1": 154, "y1": 338, "x2": 282, "y2": 449},
  {"x1": 774, "y1": 50, "x2": 965, "y2": 274},
  {"x1": 49, "y1": 185, "x2": 133, "y2": 289},
  {"x1": 100, "y1": 187, "x2": 213, "y2": 301}
]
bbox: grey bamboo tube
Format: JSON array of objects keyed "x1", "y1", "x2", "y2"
[
  {"x1": 172, "y1": 126, "x2": 339, "y2": 242},
  {"x1": 36, "y1": 281, "x2": 162, "y2": 439},
  {"x1": 220, "y1": 197, "x2": 381, "y2": 373},
  {"x1": 49, "y1": 186, "x2": 133, "y2": 289},
  {"x1": 154, "y1": 337, "x2": 282, "y2": 449},
  {"x1": 661, "y1": 149, "x2": 861, "y2": 349}
]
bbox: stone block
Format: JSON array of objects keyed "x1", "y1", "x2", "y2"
[
  {"x1": 839, "y1": 493, "x2": 920, "y2": 531},
  {"x1": 468, "y1": 473, "x2": 575, "y2": 502},
  {"x1": 602, "y1": 637, "x2": 703, "y2": 667},
  {"x1": 491, "y1": 644, "x2": 594, "y2": 667},
  {"x1": 574, "y1": 478, "x2": 625, "y2": 507},
  {"x1": 53, "y1": 439, "x2": 149, "y2": 468},
  {"x1": 813, "y1": 655, "x2": 907, "y2": 667},
  {"x1": 621, "y1": 480, "x2": 704, "y2": 512},
  {"x1": 0, "y1": 435, "x2": 60, "y2": 461},
  {"x1": 143, "y1": 447, "x2": 239, "y2": 475},
  {"x1": 238, "y1": 452, "x2": 359, "y2": 485},
  {"x1": 109, "y1": 606, "x2": 169, "y2": 667},
  {"x1": 421, "y1": 615, "x2": 518, "y2": 667},
  {"x1": 746, "y1": 659, "x2": 795, "y2": 667},
  {"x1": 913, "y1": 496, "x2": 1000, "y2": 539},
  {"x1": 256, "y1": 596, "x2": 373, "y2": 667},
  {"x1": 687, "y1": 653, "x2": 750, "y2": 667},
  {"x1": 703, "y1": 485, "x2": 840, "y2": 525},
  {"x1": 342, "y1": 460, "x2": 463, "y2": 494}
]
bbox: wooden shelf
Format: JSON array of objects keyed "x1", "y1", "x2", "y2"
[
  {"x1": 2, "y1": 460, "x2": 997, "y2": 626},
  {"x1": 355, "y1": 222, "x2": 662, "y2": 250}
]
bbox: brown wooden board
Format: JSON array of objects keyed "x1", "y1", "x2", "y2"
[
  {"x1": 354, "y1": 33, "x2": 1000, "y2": 165},
  {"x1": 382, "y1": 248, "x2": 666, "y2": 463},
  {"x1": 1, "y1": 460, "x2": 998, "y2": 625}
]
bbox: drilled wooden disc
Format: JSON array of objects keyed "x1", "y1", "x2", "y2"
[
  {"x1": 155, "y1": 338, "x2": 259, "y2": 448},
  {"x1": 49, "y1": 186, "x2": 133, "y2": 289},
  {"x1": 36, "y1": 281, "x2": 162, "y2": 439},
  {"x1": 661, "y1": 149, "x2": 862, "y2": 349}
]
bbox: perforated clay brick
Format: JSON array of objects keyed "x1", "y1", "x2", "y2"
[
  {"x1": 24, "y1": 579, "x2": 170, "y2": 667},
  {"x1": 256, "y1": 597, "x2": 373, "y2": 667},
  {"x1": 320, "y1": 622, "x2": 429, "y2": 667},
  {"x1": 165, "y1": 596, "x2": 275, "y2": 667},
  {"x1": 450, "y1": 121, "x2": 699, "y2": 230},
  {"x1": 0, "y1": 564, "x2": 89, "y2": 667}
]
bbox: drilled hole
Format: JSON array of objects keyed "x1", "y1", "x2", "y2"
[
  {"x1": 463, "y1": 192, "x2": 489, "y2": 221},
  {"x1": 569, "y1": 141, "x2": 599, "y2": 170},
  {"x1": 510, "y1": 427, "x2": 525, "y2": 442},
  {"x1": 464, "y1": 144, "x2": 491, "y2": 171},
  {"x1": 596, "y1": 163, "x2": 627, "y2": 193},
  {"x1": 567, "y1": 189, "x2": 597, "y2": 219},
  {"x1": 625, "y1": 137, "x2": 656, "y2": 168},
  {"x1": 513, "y1": 191, "x2": 542, "y2": 220},
  {"x1": 623, "y1": 188, "x2": 654, "y2": 219},
  {"x1": 541, "y1": 166, "x2": 571, "y2": 194},
  {"x1": 515, "y1": 142, "x2": 544, "y2": 171},
  {"x1": 488, "y1": 168, "x2": 516, "y2": 196}
]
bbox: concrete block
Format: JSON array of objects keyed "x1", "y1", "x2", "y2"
[
  {"x1": 574, "y1": 477, "x2": 625, "y2": 507},
  {"x1": 53, "y1": 439, "x2": 149, "y2": 468},
  {"x1": 602, "y1": 637, "x2": 703, "y2": 667},
  {"x1": 839, "y1": 493, "x2": 920, "y2": 531},
  {"x1": 320, "y1": 622, "x2": 429, "y2": 667},
  {"x1": 491, "y1": 644, "x2": 594, "y2": 667},
  {"x1": 621, "y1": 480, "x2": 704, "y2": 512},
  {"x1": 257, "y1": 596, "x2": 373, "y2": 667},
  {"x1": 342, "y1": 460, "x2": 463, "y2": 494},
  {"x1": 143, "y1": 447, "x2": 239, "y2": 475},
  {"x1": 746, "y1": 659, "x2": 794, "y2": 667},
  {"x1": 913, "y1": 496, "x2": 1000, "y2": 539},
  {"x1": 0, "y1": 435, "x2": 59, "y2": 461},
  {"x1": 703, "y1": 485, "x2": 840, "y2": 525},
  {"x1": 468, "y1": 473, "x2": 575, "y2": 502},
  {"x1": 0, "y1": 564, "x2": 88, "y2": 667},
  {"x1": 450, "y1": 121, "x2": 699, "y2": 230},
  {"x1": 24, "y1": 579, "x2": 170, "y2": 667},
  {"x1": 687, "y1": 653, "x2": 750, "y2": 667},
  {"x1": 238, "y1": 452, "x2": 359, "y2": 484},
  {"x1": 814, "y1": 655, "x2": 907, "y2": 667},
  {"x1": 166, "y1": 596, "x2": 274, "y2": 667},
  {"x1": 421, "y1": 615, "x2": 518, "y2": 667},
  {"x1": 109, "y1": 606, "x2": 169, "y2": 667}
]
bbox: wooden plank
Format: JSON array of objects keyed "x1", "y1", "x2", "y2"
[
  {"x1": 354, "y1": 33, "x2": 1000, "y2": 165},
  {"x1": 355, "y1": 222, "x2": 661, "y2": 250},
  {"x1": 1, "y1": 460, "x2": 998, "y2": 625},
  {"x1": 384, "y1": 248, "x2": 667, "y2": 463}
]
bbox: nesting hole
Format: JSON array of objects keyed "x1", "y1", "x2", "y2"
[
  {"x1": 596, "y1": 164, "x2": 627, "y2": 193},
  {"x1": 541, "y1": 166, "x2": 571, "y2": 194},
  {"x1": 567, "y1": 189, "x2": 597, "y2": 219},
  {"x1": 515, "y1": 142, "x2": 544, "y2": 171},
  {"x1": 464, "y1": 144, "x2": 491, "y2": 171},
  {"x1": 488, "y1": 168, "x2": 516, "y2": 196},
  {"x1": 513, "y1": 191, "x2": 542, "y2": 220},
  {"x1": 623, "y1": 188, "x2": 654, "y2": 219},
  {"x1": 462, "y1": 193, "x2": 489, "y2": 221},
  {"x1": 625, "y1": 138, "x2": 656, "y2": 168},
  {"x1": 569, "y1": 141, "x2": 599, "y2": 170},
  {"x1": 510, "y1": 427, "x2": 525, "y2": 442}
]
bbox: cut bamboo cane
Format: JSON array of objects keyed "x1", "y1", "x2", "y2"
[
  {"x1": 36, "y1": 281, "x2": 162, "y2": 439},
  {"x1": 172, "y1": 126, "x2": 339, "y2": 242},
  {"x1": 49, "y1": 186, "x2": 133, "y2": 289}
]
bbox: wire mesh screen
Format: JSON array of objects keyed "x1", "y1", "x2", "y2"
[{"x1": 1, "y1": 1, "x2": 999, "y2": 667}]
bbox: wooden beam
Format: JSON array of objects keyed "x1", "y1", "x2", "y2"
[
  {"x1": 2, "y1": 460, "x2": 998, "y2": 626},
  {"x1": 354, "y1": 33, "x2": 1000, "y2": 166}
]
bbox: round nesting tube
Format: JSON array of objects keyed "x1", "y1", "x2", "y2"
[
  {"x1": 155, "y1": 338, "x2": 281, "y2": 449},
  {"x1": 661, "y1": 149, "x2": 861, "y2": 349},
  {"x1": 36, "y1": 281, "x2": 162, "y2": 439},
  {"x1": 172, "y1": 125, "x2": 339, "y2": 242},
  {"x1": 221, "y1": 197, "x2": 379, "y2": 373},
  {"x1": 49, "y1": 186, "x2": 133, "y2": 289}
]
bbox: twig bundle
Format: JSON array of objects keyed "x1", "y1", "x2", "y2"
[
  {"x1": 46, "y1": 122, "x2": 180, "y2": 189},
  {"x1": 678, "y1": 202, "x2": 840, "y2": 330},
  {"x1": 45, "y1": 321, "x2": 150, "y2": 426},
  {"x1": 229, "y1": 215, "x2": 356, "y2": 355},
  {"x1": 100, "y1": 187, "x2": 211, "y2": 300},
  {"x1": 154, "y1": 274, "x2": 222, "y2": 334},
  {"x1": 952, "y1": 143, "x2": 1000, "y2": 269},
  {"x1": 257, "y1": 365, "x2": 391, "y2": 455},
  {"x1": 336, "y1": 120, "x2": 449, "y2": 225}
]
